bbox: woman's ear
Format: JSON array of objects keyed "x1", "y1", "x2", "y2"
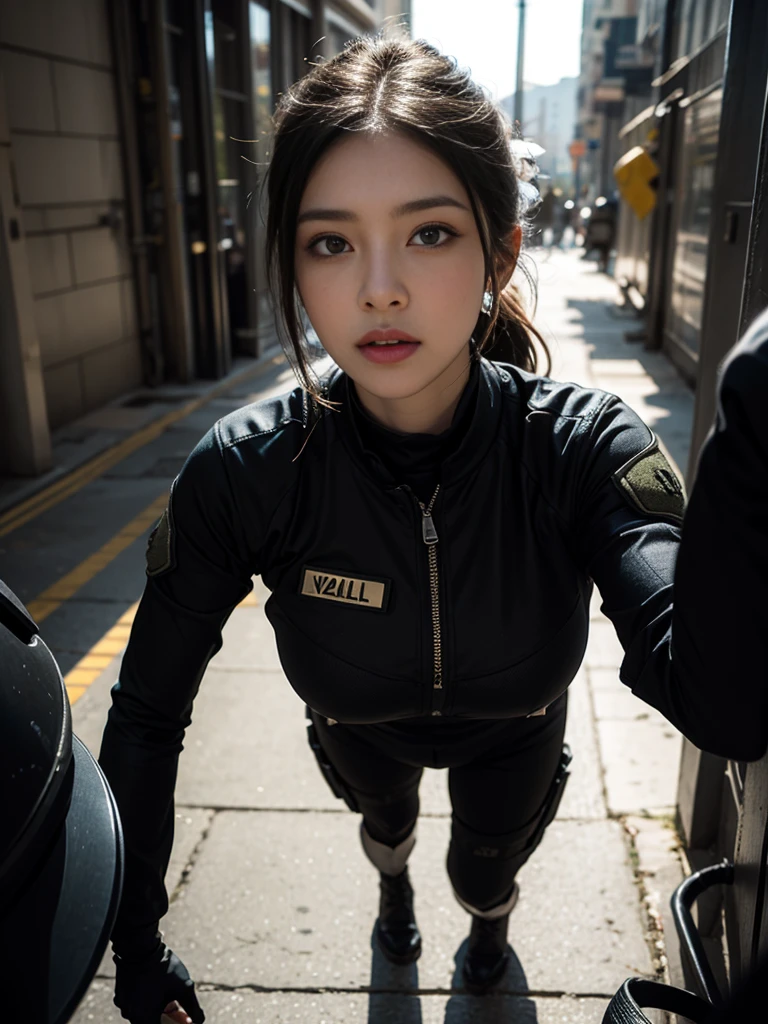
[{"x1": 497, "y1": 224, "x2": 523, "y2": 290}]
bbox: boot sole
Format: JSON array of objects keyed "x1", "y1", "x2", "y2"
[{"x1": 375, "y1": 924, "x2": 422, "y2": 965}]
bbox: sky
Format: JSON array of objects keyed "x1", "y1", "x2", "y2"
[{"x1": 410, "y1": 0, "x2": 585, "y2": 102}]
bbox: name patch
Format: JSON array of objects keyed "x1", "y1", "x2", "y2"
[{"x1": 300, "y1": 566, "x2": 390, "y2": 612}]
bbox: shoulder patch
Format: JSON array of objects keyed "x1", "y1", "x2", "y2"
[
  {"x1": 612, "y1": 439, "x2": 686, "y2": 523},
  {"x1": 146, "y1": 507, "x2": 174, "y2": 576}
]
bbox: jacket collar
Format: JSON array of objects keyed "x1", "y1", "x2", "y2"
[{"x1": 325, "y1": 356, "x2": 505, "y2": 490}]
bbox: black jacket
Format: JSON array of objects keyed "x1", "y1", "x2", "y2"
[
  {"x1": 671, "y1": 308, "x2": 768, "y2": 765},
  {"x1": 97, "y1": 356, "x2": 750, "y2": 956}
]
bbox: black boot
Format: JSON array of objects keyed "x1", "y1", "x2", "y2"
[
  {"x1": 462, "y1": 912, "x2": 511, "y2": 993},
  {"x1": 375, "y1": 868, "x2": 422, "y2": 965}
]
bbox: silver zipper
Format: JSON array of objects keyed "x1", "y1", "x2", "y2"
[{"x1": 417, "y1": 484, "x2": 443, "y2": 706}]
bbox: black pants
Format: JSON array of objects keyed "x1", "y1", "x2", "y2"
[{"x1": 310, "y1": 693, "x2": 568, "y2": 913}]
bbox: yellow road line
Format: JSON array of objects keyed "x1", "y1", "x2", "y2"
[
  {"x1": 65, "y1": 602, "x2": 139, "y2": 703},
  {"x1": 0, "y1": 354, "x2": 284, "y2": 538},
  {"x1": 20, "y1": 488, "x2": 261, "y2": 704},
  {"x1": 26, "y1": 495, "x2": 168, "y2": 624},
  {"x1": 65, "y1": 586, "x2": 258, "y2": 705},
  {"x1": 0, "y1": 416, "x2": 179, "y2": 539}
]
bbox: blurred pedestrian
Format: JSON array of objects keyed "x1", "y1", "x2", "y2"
[
  {"x1": 508, "y1": 138, "x2": 545, "y2": 185},
  {"x1": 531, "y1": 186, "x2": 555, "y2": 247},
  {"x1": 585, "y1": 194, "x2": 618, "y2": 271},
  {"x1": 550, "y1": 188, "x2": 567, "y2": 249}
]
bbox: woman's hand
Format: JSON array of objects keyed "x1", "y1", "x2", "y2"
[
  {"x1": 162, "y1": 1000, "x2": 195, "y2": 1023},
  {"x1": 113, "y1": 942, "x2": 205, "y2": 1023}
]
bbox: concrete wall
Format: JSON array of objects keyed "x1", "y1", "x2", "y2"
[
  {"x1": 0, "y1": 0, "x2": 141, "y2": 430},
  {"x1": 0, "y1": 59, "x2": 52, "y2": 476}
]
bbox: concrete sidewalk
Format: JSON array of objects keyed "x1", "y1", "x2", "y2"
[{"x1": 66, "y1": 248, "x2": 694, "y2": 1023}]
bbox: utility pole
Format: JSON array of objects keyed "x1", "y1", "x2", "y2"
[{"x1": 513, "y1": 0, "x2": 526, "y2": 128}]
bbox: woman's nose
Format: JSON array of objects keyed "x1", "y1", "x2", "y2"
[{"x1": 358, "y1": 254, "x2": 409, "y2": 311}]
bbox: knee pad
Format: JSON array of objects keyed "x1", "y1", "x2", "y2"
[
  {"x1": 448, "y1": 744, "x2": 572, "y2": 913},
  {"x1": 447, "y1": 815, "x2": 534, "y2": 909},
  {"x1": 454, "y1": 882, "x2": 520, "y2": 920},
  {"x1": 360, "y1": 822, "x2": 416, "y2": 876}
]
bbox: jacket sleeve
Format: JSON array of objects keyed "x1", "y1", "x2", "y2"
[
  {"x1": 669, "y1": 333, "x2": 768, "y2": 762},
  {"x1": 98, "y1": 423, "x2": 257, "y2": 958},
  {"x1": 569, "y1": 393, "x2": 758, "y2": 762}
]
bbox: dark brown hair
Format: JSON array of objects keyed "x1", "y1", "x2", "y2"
[{"x1": 265, "y1": 33, "x2": 550, "y2": 396}]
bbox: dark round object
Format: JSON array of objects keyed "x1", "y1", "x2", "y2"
[
  {"x1": 601, "y1": 979, "x2": 714, "y2": 1023},
  {"x1": 0, "y1": 579, "x2": 123, "y2": 1023}
]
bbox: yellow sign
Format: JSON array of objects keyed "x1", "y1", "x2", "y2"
[{"x1": 614, "y1": 146, "x2": 660, "y2": 220}]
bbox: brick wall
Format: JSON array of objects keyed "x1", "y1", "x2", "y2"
[{"x1": 0, "y1": 0, "x2": 141, "y2": 429}]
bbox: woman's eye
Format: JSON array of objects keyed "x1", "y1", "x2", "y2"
[
  {"x1": 311, "y1": 235, "x2": 349, "y2": 256},
  {"x1": 410, "y1": 225, "x2": 455, "y2": 247}
]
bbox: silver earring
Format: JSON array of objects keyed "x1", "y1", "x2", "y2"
[{"x1": 481, "y1": 290, "x2": 493, "y2": 316}]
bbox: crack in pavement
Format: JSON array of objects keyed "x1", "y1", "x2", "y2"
[
  {"x1": 175, "y1": 802, "x2": 605, "y2": 821},
  {"x1": 191, "y1": 981, "x2": 615, "y2": 999},
  {"x1": 169, "y1": 808, "x2": 217, "y2": 905}
]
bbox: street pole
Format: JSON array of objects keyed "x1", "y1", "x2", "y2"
[{"x1": 513, "y1": 0, "x2": 526, "y2": 129}]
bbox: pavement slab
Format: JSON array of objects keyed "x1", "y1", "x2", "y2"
[
  {"x1": 559, "y1": 669, "x2": 605, "y2": 821},
  {"x1": 175, "y1": 665, "x2": 341, "y2": 812},
  {"x1": 93, "y1": 805, "x2": 216, "y2": 981},
  {"x1": 162, "y1": 813, "x2": 652, "y2": 994},
  {"x1": 589, "y1": 663, "x2": 683, "y2": 818},
  {"x1": 71, "y1": 981, "x2": 609, "y2": 1023},
  {"x1": 590, "y1": 682, "x2": 670, "y2": 724},
  {"x1": 207, "y1": 603, "x2": 284, "y2": 672},
  {"x1": 594, "y1": 716, "x2": 681, "y2": 816},
  {"x1": 582, "y1": 616, "x2": 625, "y2": 670}
]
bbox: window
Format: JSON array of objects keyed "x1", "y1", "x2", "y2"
[
  {"x1": 667, "y1": 87, "x2": 723, "y2": 356},
  {"x1": 249, "y1": 1, "x2": 272, "y2": 133}
]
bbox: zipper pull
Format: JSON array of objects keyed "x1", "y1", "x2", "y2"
[{"x1": 422, "y1": 512, "x2": 438, "y2": 545}]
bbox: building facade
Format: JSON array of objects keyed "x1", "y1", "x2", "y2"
[
  {"x1": 0, "y1": 0, "x2": 409, "y2": 477},
  {"x1": 576, "y1": 0, "x2": 652, "y2": 201},
  {"x1": 500, "y1": 77, "x2": 579, "y2": 188}
]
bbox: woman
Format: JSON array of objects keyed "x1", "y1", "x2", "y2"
[{"x1": 99, "y1": 35, "x2": 759, "y2": 1024}]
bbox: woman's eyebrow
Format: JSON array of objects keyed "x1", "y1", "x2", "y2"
[{"x1": 296, "y1": 195, "x2": 470, "y2": 225}]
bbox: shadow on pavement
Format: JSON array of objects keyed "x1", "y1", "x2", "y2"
[
  {"x1": 364, "y1": 927, "x2": 539, "y2": 1023},
  {"x1": 443, "y1": 939, "x2": 538, "y2": 1023},
  {"x1": 367, "y1": 926, "x2": 423, "y2": 1023},
  {"x1": 566, "y1": 297, "x2": 695, "y2": 476}
]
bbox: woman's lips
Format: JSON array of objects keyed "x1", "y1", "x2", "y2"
[
  {"x1": 358, "y1": 341, "x2": 420, "y2": 364},
  {"x1": 356, "y1": 328, "x2": 421, "y2": 364},
  {"x1": 355, "y1": 327, "x2": 421, "y2": 365},
  {"x1": 357, "y1": 328, "x2": 419, "y2": 345}
]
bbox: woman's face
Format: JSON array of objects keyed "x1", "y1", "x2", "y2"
[{"x1": 294, "y1": 131, "x2": 486, "y2": 405}]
